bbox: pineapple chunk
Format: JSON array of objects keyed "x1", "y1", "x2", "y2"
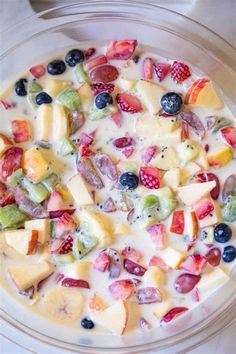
[
  {"x1": 181, "y1": 162, "x2": 201, "y2": 183},
  {"x1": 44, "y1": 78, "x2": 72, "y2": 97},
  {"x1": 177, "y1": 181, "x2": 216, "y2": 206},
  {"x1": 161, "y1": 247, "x2": 185, "y2": 269},
  {"x1": 198, "y1": 200, "x2": 221, "y2": 228},
  {"x1": 36, "y1": 104, "x2": 53, "y2": 141},
  {"x1": 4, "y1": 229, "x2": 38, "y2": 255},
  {"x1": 152, "y1": 147, "x2": 179, "y2": 170},
  {"x1": 143, "y1": 266, "x2": 164, "y2": 289},
  {"x1": 63, "y1": 261, "x2": 91, "y2": 280},
  {"x1": 8, "y1": 261, "x2": 54, "y2": 291},
  {"x1": 114, "y1": 222, "x2": 132, "y2": 235},
  {"x1": 135, "y1": 80, "x2": 165, "y2": 114},
  {"x1": 52, "y1": 104, "x2": 69, "y2": 141},
  {"x1": 163, "y1": 168, "x2": 181, "y2": 191},
  {"x1": 153, "y1": 300, "x2": 173, "y2": 318},
  {"x1": 197, "y1": 267, "x2": 229, "y2": 297},
  {"x1": 78, "y1": 82, "x2": 93, "y2": 112},
  {"x1": 207, "y1": 145, "x2": 233, "y2": 168},
  {"x1": 67, "y1": 174, "x2": 94, "y2": 206},
  {"x1": 25, "y1": 219, "x2": 50, "y2": 244},
  {"x1": 23, "y1": 147, "x2": 50, "y2": 183}
]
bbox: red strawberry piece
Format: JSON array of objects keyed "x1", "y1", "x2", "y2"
[
  {"x1": 194, "y1": 198, "x2": 214, "y2": 220},
  {"x1": 181, "y1": 121, "x2": 190, "y2": 142},
  {"x1": 139, "y1": 317, "x2": 152, "y2": 331},
  {"x1": 161, "y1": 307, "x2": 188, "y2": 324},
  {"x1": 47, "y1": 191, "x2": 65, "y2": 212},
  {"x1": 186, "y1": 242, "x2": 196, "y2": 252},
  {"x1": 113, "y1": 136, "x2": 135, "y2": 149},
  {"x1": 137, "y1": 287, "x2": 162, "y2": 304},
  {"x1": 84, "y1": 47, "x2": 96, "y2": 60},
  {"x1": 196, "y1": 173, "x2": 220, "y2": 200},
  {"x1": 11, "y1": 120, "x2": 31, "y2": 143},
  {"x1": 0, "y1": 191, "x2": 15, "y2": 207},
  {"x1": 55, "y1": 213, "x2": 76, "y2": 238},
  {"x1": 170, "y1": 210, "x2": 185, "y2": 235},
  {"x1": 108, "y1": 279, "x2": 136, "y2": 300},
  {"x1": 102, "y1": 197, "x2": 117, "y2": 213},
  {"x1": 221, "y1": 127, "x2": 236, "y2": 148},
  {"x1": 116, "y1": 93, "x2": 142, "y2": 113},
  {"x1": 93, "y1": 252, "x2": 110, "y2": 272},
  {"x1": 179, "y1": 254, "x2": 207, "y2": 275},
  {"x1": 191, "y1": 288, "x2": 200, "y2": 302},
  {"x1": 106, "y1": 40, "x2": 137, "y2": 60},
  {"x1": 0, "y1": 99, "x2": 12, "y2": 110},
  {"x1": 93, "y1": 153, "x2": 118, "y2": 182},
  {"x1": 0, "y1": 147, "x2": 23, "y2": 181},
  {"x1": 0, "y1": 182, "x2": 7, "y2": 198},
  {"x1": 91, "y1": 83, "x2": 115, "y2": 95},
  {"x1": 154, "y1": 63, "x2": 171, "y2": 82},
  {"x1": 147, "y1": 224, "x2": 166, "y2": 250},
  {"x1": 29, "y1": 64, "x2": 46, "y2": 79},
  {"x1": 148, "y1": 256, "x2": 170, "y2": 272},
  {"x1": 205, "y1": 247, "x2": 221, "y2": 266},
  {"x1": 143, "y1": 58, "x2": 153, "y2": 80},
  {"x1": 110, "y1": 109, "x2": 122, "y2": 127},
  {"x1": 51, "y1": 235, "x2": 73, "y2": 255},
  {"x1": 122, "y1": 147, "x2": 134, "y2": 158},
  {"x1": 78, "y1": 144, "x2": 94, "y2": 157},
  {"x1": 121, "y1": 246, "x2": 143, "y2": 263},
  {"x1": 174, "y1": 273, "x2": 201, "y2": 294},
  {"x1": 141, "y1": 145, "x2": 157, "y2": 165},
  {"x1": 61, "y1": 278, "x2": 90, "y2": 289},
  {"x1": 77, "y1": 157, "x2": 104, "y2": 189},
  {"x1": 79, "y1": 132, "x2": 94, "y2": 146},
  {"x1": 90, "y1": 64, "x2": 119, "y2": 83},
  {"x1": 170, "y1": 61, "x2": 191, "y2": 84},
  {"x1": 85, "y1": 55, "x2": 108, "y2": 71},
  {"x1": 49, "y1": 209, "x2": 75, "y2": 219},
  {"x1": 139, "y1": 166, "x2": 161, "y2": 189},
  {"x1": 123, "y1": 258, "x2": 147, "y2": 276}
]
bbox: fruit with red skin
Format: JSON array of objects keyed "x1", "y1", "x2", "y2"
[
  {"x1": 93, "y1": 252, "x2": 110, "y2": 272},
  {"x1": 146, "y1": 224, "x2": 166, "y2": 250},
  {"x1": 14, "y1": 186, "x2": 48, "y2": 218},
  {"x1": 0, "y1": 191, "x2": 15, "y2": 207},
  {"x1": 29, "y1": 65, "x2": 46, "y2": 79},
  {"x1": 51, "y1": 235, "x2": 73, "y2": 255},
  {"x1": 90, "y1": 65, "x2": 119, "y2": 83},
  {"x1": 180, "y1": 121, "x2": 190, "y2": 142},
  {"x1": 174, "y1": 273, "x2": 201, "y2": 293},
  {"x1": 170, "y1": 211, "x2": 185, "y2": 235},
  {"x1": 78, "y1": 145, "x2": 94, "y2": 157},
  {"x1": 79, "y1": 132, "x2": 94, "y2": 146},
  {"x1": 170, "y1": 61, "x2": 191, "y2": 84},
  {"x1": 11, "y1": 120, "x2": 31, "y2": 143},
  {"x1": 194, "y1": 198, "x2": 214, "y2": 220},
  {"x1": 179, "y1": 254, "x2": 207, "y2": 275},
  {"x1": 85, "y1": 55, "x2": 108, "y2": 71},
  {"x1": 143, "y1": 58, "x2": 153, "y2": 80},
  {"x1": 0, "y1": 147, "x2": 23, "y2": 181},
  {"x1": 121, "y1": 246, "x2": 143, "y2": 262},
  {"x1": 47, "y1": 191, "x2": 65, "y2": 211},
  {"x1": 196, "y1": 173, "x2": 220, "y2": 200},
  {"x1": 106, "y1": 40, "x2": 137, "y2": 60},
  {"x1": 84, "y1": 47, "x2": 96, "y2": 60},
  {"x1": 69, "y1": 111, "x2": 85, "y2": 135},
  {"x1": 116, "y1": 93, "x2": 142, "y2": 113},
  {"x1": 154, "y1": 63, "x2": 171, "y2": 82},
  {"x1": 91, "y1": 83, "x2": 115, "y2": 95},
  {"x1": 122, "y1": 148, "x2": 134, "y2": 158},
  {"x1": 89, "y1": 294, "x2": 107, "y2": 314},
  {"x1": 94, "y1": 153, "x2": 118, "y2": 182},
  {"x1": 205, "y1": 247, "x2": 221, "y2": 266},
  {"x1": 137, "y1": 287, "x2": 162, "y2": 304},
  {"x1": 0, "y1": 182, "x2": 7, "y2": 198},
  {"x1": 161, "y1": 307, "x2": 188, "y2": 324},
  {"x1": 77, "y1": 157, "x2": 104, "y2": 189},
  {"x1": 123, "y1": 258, "x2": 147, "y2": 276},
  {"x1": 221, "y1": 127, "x2": 236, "y2": 148},
  {"x1": 139, "y1": 166, "x2": 161, "y2": 189},
  {"x1": 61, "y1": 278, "x2": 90, "y2": 288},
  {"x1": 179, "y1": 111, "x2": 205, "y2": 140},
  {"x1": 110, "y1": 109, "x2": 122, "y2": 127},
  {"x1": 109, "y1": 279, "x2": 136, "y2": 300},
  {"x1": 49, "y1": 209, "x2": 75, "y2": 219},
  {"x1": 185, "y1": 78, "x2": 209, "y2": 104},
  {"x1": 0, "y1": 99, "x2": 12, "y2": 110},
  {"x1": 55, "y1": 213, "x2": 76, "y2": 237},
  {"x1": 141, "y1": 145, "x2": 157, "y2": 165},
  {"x1": 113, "y1": 137, "x2": 135, "y2": 149}
]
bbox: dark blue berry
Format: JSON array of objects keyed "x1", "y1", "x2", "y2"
[
  {"x1": 161, "y1": 92, "x2": 183, "y2": 114},
  {"x1": 15, "y1": 78, "x2": 27, "y2": 96},
  {"x1": 119, "y1": 172, "x2": 139, "y2": 190},
  {"x1": 222, "y1": 245, "x2": 236, "y2": 263},
  {"x1": 47, "y1": 60, "x2": 66, "y2": 75},
  {"x1": 65, "y1": 49, "x2": 85, "y2": 67},
  {"x1": 214, "y1": 223, "x2": 232, "y2": 243},
  {"x1": 81, "y1": 317, "x2": 94, "y2": 329},
  {"x1": 95, "y1": 92, "x2": 113, "y2": 109},
  {"x1": 35, "y1": 92, "x2": 52, "y2": 105}
]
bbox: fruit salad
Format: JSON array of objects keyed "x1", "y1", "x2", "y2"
[{"x1": 0, "y1": 40, "x2": 235, "y2": 336}]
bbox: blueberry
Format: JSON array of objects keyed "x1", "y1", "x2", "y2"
[
  {"x1": 119, "y1": 172, "x2": 139, "y2": 190},
  {"x1": 160, "y1": 92, "x2": 183, "y2": 114},
  {"x1": 15, "y1": 78, "x2": 27, "y2": 96},
  {"x1": 47, "y1": 60, "x2": 66, "y2": 75},
  {"x1": 214, "y1": 223, "x2": 232, "y2": 243},
  {"x1": 222, "y1": 245, "x2": 236, "y2": 263},
  {"x1": 65, "y1": 49, "x2": 85, "y2": 67},
  {"x1": 35, "y1": 92, "x2": 52, "y2": 105},
  {"x1": 95, "y1": 92, "x2": 113, "y2": 109},
  {"x1": 81, "y1": 317, "x2": 95, "y2": 329}
]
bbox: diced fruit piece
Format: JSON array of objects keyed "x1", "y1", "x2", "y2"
[
  {"x1": 139, "y1": 317, "x2": 152, "y2": 331},
  {"x1": 47, "y1": 191, "x2": 64, "y2": 211},
  {"x1": 68, "y1": 110, "x2": 85, "y2": 135},
  {"x1": 59, "y1": 138, "x2": 76, "y2": 156},
  {"x1": 55, "y1": 213, "x2": 76, "y2": 238},
  {"x1": 0, "y1": 147, "x2": 23, "y2": 181},
  {"x1": 194, "y1": 198, "x2": 214, "y2": 220},
  {"x1": 20, "y1": 177, "x2": 49, "y2": 203},
  {"x1": 56, "y1": 88, "x2": 80, "y2": 111},
  {"x1": 137, "y1": 287, "x2": 162, "y2": 304},
  {"x1": 92, "y1": 300, "x2": 128, "y2": 335},
  {"x1": 5, "y1": 229, "x2": 38, "y2": 255},
  {"x1": 155, "y1": 187, "x2": 178, "y2": 221},
  {"x1": 90, "y1": 65, "x2": 119, "y2": 83},
  {"x1": 214, "y1": 223, "x2": 232, "y2": 243},
  {"x1": 212, "y1": 117, "x2": 232, "y2": 133},
  {"x1": 141, "y1": 145, "x2": 157, "y2": 165},
  {"x1": 23, "y1": 147, "x2": 50, "y2": 183},
  {"x1": 52, "y1": 253, "x2": 75, "y2": 264},
  {"x1": 77, "y1": 157, "x2": 103, "y2": 189},
  {"x1": 0, "y1": 189, "x2": 15, "y2": 207},
  {"x1": 14, "y1": 186, "x2": 48, "y2": 219},
  {"x1": 197, "y1": 267, "x2": 229, "y2": 296},
  {"x1": 121, "y1": 246, "x2": 142, "y2": 262},
  {"x1": 200, "y1": 226, "x2": 214, "y2": 244},
  {"x1": 29, "y1": 65, "x2": 46, "y2": 79},
  {"x1": 149, "y1": 256, "x2": 170, "y2": 272},
  {"x1": 113, "y1": 136, "x2": 135, "y2": 149},
  {"x1": 180, "y1": 254, "x2": 207, "y2": 275},
  {"x1": 44, "y1": 78, "x2": 72, "y2": 97},
  {"x1": 139, "y1": 167, "x2": 161, "y2": 189},
  {"x1": 36, "y1": 104, "x2": 53, "y2": 141},
  {"x1": 106, "y1": 40, "x2": 137, "y2": 60},
  {"x1": 170, "y1": 210, "x2": 185, "y2": 235},
  {"x1": 0, "y1": 204, "x2": 27, "y2": 228},
  {"x1": 114, "y1": 222, "x2": 131, "y2": 235},
  {"x1": 52, "y1": 104, "x2": 70, "y2": 141},
  {"x1": 25, "y1": 219, "x2": 50, "y2": 244},
  {"x1": 123, "y1": 258, "x2": 147, "y2": 276},
  {"x1": 116, "y1": 93, "x2": 142, "y2": 113},
  {"x1": 0, "y1": 133, "x2": 13, "y2": 157},
  {"x1": 138, "y1": 194, "x2": 160, "y2": 224},
  {"x1": 205, "y1": 116, "x2": 218, "y2": 130},
  {"x1": 185, "y1": 211, "x2": 198, "y2": 241},
  {"x1": 6, "y1": 168, "x2": 23, "y2": 187},
  {"x1": 180, "y1": 121, "x2": 190, "y2": 142},
  {"x1": 143, "y1": 266, "x2": 164, "y2": 289},
  {"x1": 143, "y1": 58, "x2": 153, "y2": 79},
  {"x1": 41, "y1": 173, "x2": 58, "y2": 192},
  {"x1": 118, "y1": 78, "x2": 136, "y2": 91},
  {"x1": 51, "y1": 235, "x2": 73, "y2": 255},
  {"x1": 89, "y1": 294, "x2": 107, "y2": 314},
  {"x1": 146, "y1": 223, "x2": 166, "y2": 249},
  {"x1": 163, "y1": 168, "x2": 180, "y2": 191},
  {"x1": 177, "y1": 181, "x2": 216, "y2": 206},
  {"x1": 154, "y1": 63, "x2": 170, "y2": 82},
  {"x1": 185, "y1": 78, "x2": 209, "y2": 104},
  {"x1": 196, "y1": 172, "x2": 220, "y2": 200},
  {"x1": 207, "y1": 145, "x2": 233, "y2": 169},
  {"x1": 85, "y1": 55, "x2": 108, "y2": 71},
  {"x1": 161, "y1": 247, "x2": 185, "y2": 269},
  {"x1": 198, "y1": 200, "x2": 221, "y2": 228},
  {"x1": 93, "y1": 251, "x2": 110, "y2": 272},
  {"x1": 161, "y1": 92, "x2": 183, "y2": 115},
  {"x1": 91, "y1": 83, "x2": 115, "y2": 96},
  {"x1": 179, "y1": 111, "x2": 205, "y2": 140},
  {"x1": 153, "y1": 300, "x2": 173, "y2": 318},
  {"x1": 77, "y1": 82, "x2": 93, "y2": 112},
  {"x1": 89, "y1": 104, "x2": 117, "y2": 121},
  {"x1": 223, "y1": 196, "x2": 236, "y2": 222},
  {"x1": 74, "y1": 63, "x2": 90, "y2": 84},
  {"x1": 110, "y1": 109, "x2": 122, "y2": 127},
  {"x1": 153, "y1": 147, "x2": 179, "y2": 170},
  {"x1": 61, "y1": 278, "x2": 89, "y2": 289},
  {"x1": 220, "y1": 127, "x2": 236, "y2": 148},
  {"x1": 160, "y1": 307, "x2": 188, "y2": 324},
  {"x1": 9, "y1": 261, "x2": 54, "y2": 291},
  {"x1": 28, "y1": 80, "x2": 43, "y2": 95},
  {"x1": 67, "y1": 174, "x2": 93, "y2": 206},
  {"x1": 170, "y1": 61, "x2": 191, "y2": 83},
  {"x1": 222, "y1": 175, "x2": 236, "y2": 203},
  {"x1": 174, "y1": 273, "x2": 201, "y2": 293},
  {"x1": 135, "y1": 80, "x2": 165, "y2": 114},
  {"x1": 94, "y1": 153, "x2": 118, "y2": 182},
  {"x1": 205, "y1": 247, "x2": 221, "y2": 266},
  {"x1": 108, "y1": 279, "x2": 135, "y2": 300},
  {"x1": 186, "y1": 79, "x2": 223, "y2": 109},
  {"x1": 177, "y1": 140, "x2": 199, "y2": 166},
  {"x1": 101, "y1": 197, "x2": 116, "y2": 213},
  {"x1": 181, "y1": 162, "x2": 201, "y2": 183}
]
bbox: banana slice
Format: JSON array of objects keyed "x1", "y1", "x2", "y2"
[{"x1": 43, "y1": 287, "x2": 84, "y2": 322}]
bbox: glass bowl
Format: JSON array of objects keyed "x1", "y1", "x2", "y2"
[{"x1": 0, "y1": 1, "x2": 235, "y2": 353}]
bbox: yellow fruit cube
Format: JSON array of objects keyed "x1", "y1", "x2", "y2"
[
  {"x1": 114, "y1": 222, "x2": 132, "y2": 235},
  {"x1": 67, "y1": 174, "x2": 94, "y2": 206},
  {"x1": 36, "y1": 104, "x2": 53, "y2": 141},
  {"x1": 195, "y1": 81, "x2": 223, "y2": 110},
  {"x1": 153, "y1": 300, "x2": 173, "y2": 318},
  {"x1": 163, "y1": 168, "x2": 181, "y2": 190},
  {"x1": 78, "y1": 82, "x2": 93, "y2": 112},
  {"x1": 44, "y1": 78, "x2": 72, "y2": 97},
  {"x1": 161, "y1": 247, "x2": 186, "y2": 269},
  {"x1": 143, "y1": 266, "x2": 165, "y2": 289},
  {"x1": 181, "y1": 162, "x2": 201, "y2": 183},
  {"x1": 64, "y1": 261, "x2": 91, "y2": 280},
  {"x1": 23, "y1": 147, "x2": 50, "y2": 183},
  {"x1": 25, "y1": 219, "x2": 50, "y2": 244},
  {"x1": 52, "y1": 104, "x2": 69, "y2": 141},
  {"x1": 135, "y1": 80, "x2": 165, "y2": 114},
  {"x1": 207, "y1": 145, "x2": 233, "y2": 168}
]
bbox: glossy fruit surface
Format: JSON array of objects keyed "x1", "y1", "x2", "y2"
[
  {"x1": 119, "y1": 172, "x2": 139, "y2": 190},
  {"x1": 214, "y1": 223, "x2": 232, "y2": 243},
  {"x1": 222, "y1": 245, "x2": 236, "y2": 263},
  {"x1": 161, "y1": 92, "x2": 183, "y2": 114},
  {"x1": 65, "y1": 49, "x2": 84, "y2": 67}
]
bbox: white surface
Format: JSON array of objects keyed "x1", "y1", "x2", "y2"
[{"x1": 0, "y1": 0, "x2": 235, "y2": 353}]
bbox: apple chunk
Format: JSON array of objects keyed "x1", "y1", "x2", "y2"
[
  {"x1": 24, "y1": 219, "x2": 50, "y2": 244},
  {"x1": 5, "y1": 229, "x2": 38, "y2": 255},
  {"x1": 0, "y1": 133, "x2": 13, "y2": 157},
  {"x1": 67, "y1": 174, "x2": 94, "y2": 206},
  {"x1": 177, "y1": 181, "x2": 216, "y2": 206}
]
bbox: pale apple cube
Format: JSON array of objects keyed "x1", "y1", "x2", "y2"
[
  {"x1": 181, "y1": 162, "x2": 201, "y2": 183},
  {"x1": 198, "y1": 201, "x2": 222, "y2": 228},
  {"x1": 163, "y1": 168, "x2": 180, "y2": 190},
  {"x1": 143, "y1": 266, "x2": 165, "y2": 289},
  {"x1": 135, "y1": 80, "x2": 165, "y2": 114},
  {"x1": 67, "y1": 174, "x2": 94, "y2": 206},
  {"x1": 4, "y1": 229, "x2": 38, "y2": 255},
  {"x1": 36, "y1": 104, "x2": 53, "y2": 141},
  {"x1": 52, "y1": 104, "x2": 69, "y2": 141},
  {"x1": 197, "y1": 267, "x2": 229, "y2": 297},
  {"x1": 177, "y1": 181, "x2": 216, "y2": 206},
  {"x1": 160, "y1": 247, "x2": 186, "y2": 270},
  {"x1": 63, "y1": 261, "x2": 91, "y2": 280},
  {"x1": 44, "y1": 78, "x2": 72, "y2": 97},
  {"x1": 25, "y1": 219, "x2": 50, "y2": 244}
]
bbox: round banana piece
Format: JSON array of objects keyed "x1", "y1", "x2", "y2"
[{"x1": 43, "y1": 287, "x2": 84, "y2": 322}]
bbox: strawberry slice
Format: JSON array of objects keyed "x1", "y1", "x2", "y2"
[
  {"x1": 221, "y1": 127, "x2": 236, "y2": 148},
  {"x1": 93, "y1": 251, "x2": 110, "y2": 272},
  {"x1": 196, "y1": 172, "x2": 220, "y2": 200},
  {"x1": 84, "y1": 47, "x2": 96, "y2": 60},
  {"x1": 141, "y1": 145, "x2": 157, "y2": 165},
  {"x1": 0, "y1": 99, "x2": 12, "y2": 110},
  {"x1": 47, "y1": 191, "x2": 65, "y2": 211},
  {"x1": 29, "y1": 64, "x2": 46, "y2": 79},
  {"x1": 146, "y1": 223, "x2": 166, "y2": 250},
  {"x1": 109, "y1": 279, "x2": 136, "y2": 300},
  {"x1": 122, "y1": 147, "x2": 134, "y2": 158},
  {"x1": 170, "y1": 210, "x2": 185, "y2": 235},
  {"x1": 51, "y1": 235, "x2": 73, "y2": 255},
  {"x1": 148, "y1": 256, "x2": 170, "y2": 272},
  {"x1": 11, "y1": 120, "x2": 31, "y2": 143},
  {"x1": 180, "y1": 121, "x2": 190, "y2": 142},
  {"x1": 143, "y1": 58, "x2": 153, "y2": 80},
  {"x1": 113, "y1": 136, "x2": 135, "y2": 149},
  {"x1": 110, "y1": 109, "x2": 122, "y2": 127},
  {"x1": 91, "y1": 83, "x2": 115, "y2": 95},
  {"x1": 116, "y1": 93, "x2": 142, "y2": 113},
  {"x1": 78, "y1": 144, "x2": 94, "y2": 157},
  {"x1": 170, "y1": 61, "x2": 191, "y2": 84},
  {"x1": 85, "y1": 55, "x2": 108, "y2": 71},
  {"x1": 106, "y1": 40, "x2": 137, "y2": 60},
  {"x1": 194, "y1": 198, "x2": 214, "y2": 220},
  {"x1": 0, "y1": 147, "x2": 23, "y2": 181},
  {"x1": 179, "y1": 254, "x2": 207, "y2": 275},
  {"x1": 154, "y1": 63, "x2": 171, "y2": 82},
  {"x1": 55, "y1": 213, "x2": 76, "y2": 238},
  {"x1": 121, "y1": 246, "x2": 143, "y2": 262},
  {"x1": 139, "y1": 166, "x2": 161, "y2": 189}
]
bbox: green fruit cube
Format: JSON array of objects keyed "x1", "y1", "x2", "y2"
[
  {"x1": 29, "y1": 80, "x2": 43, "y2": 94},
  {"x1": 7, "y1": 168, "x2": 23, "y2": 186},
  {"x1": 59, "y1": 138, "x2": 76, "y2": 156},
  {"x1": 75, "y1": 63, "x2": 90, "y2": 84},
  {"x1": 57, "y1": 88, "x2": 81, "y2": 111},
  {"x1": 223, "y1": 196, "x2": 236, "y2": 222},
  {"x1": 52, "y1": 253, "x2": 75, "y2": 264},
  {"x1": 178, "y1": 140, "x2": 199, "y2": 166},
  {"x1": 0, "y1": 204, "x2": 28, "y2": 228},
  {"x1": 41, "y1": 173, "x2": 59, "y2": 192},
  {"x1": 89, "y1": 105, "x2": 117, "y2": 121},
  {"x1": 20, "y1": 177, "x2": 49, "y2": 203}
]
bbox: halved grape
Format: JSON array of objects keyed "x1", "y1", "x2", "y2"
[{"x1": 174, "y1": 273, "x2": 201, "y2": 293}]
